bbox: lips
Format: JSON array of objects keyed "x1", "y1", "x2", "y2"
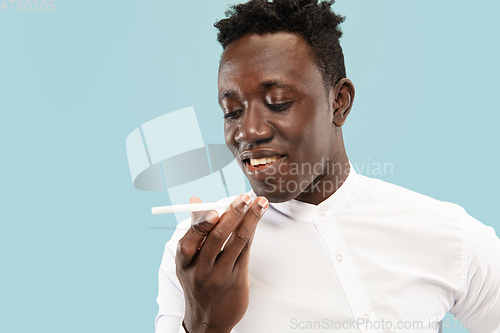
[
  {"x1": 249, "y1": 155, "x2": 281, "y2": 166},
  {"x1": 238, "y1": 149, "x2": 286, "y2": 180},
  {"x1": 239, "y1": 149, "x2": 284, "y2": 161}
]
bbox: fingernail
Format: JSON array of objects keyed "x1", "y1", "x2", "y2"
[
  {"x1": 232, "y1": 195, "x2": 243, "y2": 207},
  {"x1": 206, "y1": 212, "x2": 219, "y2": 223},
  {"x1": 233, "y1": 194, "x2": 251, "y2": 208},
  {"x1": 241, "y1": 194, "x2": 252, "y2": 206},
  {"x1": 256, "y1": 197, "x2": 269, "y2": 210}
]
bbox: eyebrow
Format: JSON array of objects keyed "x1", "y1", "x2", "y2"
[
  {"x1": 218, "y1": 80, "x2": 296, "y2": 102},
  {"x1": 260, "y1": 80, "x2": 296, "y2": 90},
  {"x1": 219, "y1": 90, "x2": 236, "y2": 100}
]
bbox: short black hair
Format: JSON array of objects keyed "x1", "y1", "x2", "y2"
[{"x1": 214, "y1": 0, "x2": 346, "y2": 89}]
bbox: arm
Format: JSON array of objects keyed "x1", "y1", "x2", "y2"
[
  {"x1": 450, "y1": 214, "x2": 500, "y2": 333},
  {"x1": 155, "y1": 230, "x2": 187, "y2": 333}
]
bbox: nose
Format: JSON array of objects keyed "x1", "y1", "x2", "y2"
[{"x1": 234, "y1": 105, "x2": 273, "y2": 145}]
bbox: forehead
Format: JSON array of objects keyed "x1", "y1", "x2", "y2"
[{"x1": 218, "y1": 33, "x2": 322, "y2": 94}]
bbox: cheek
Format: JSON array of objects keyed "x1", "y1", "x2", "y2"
[
  {"x1": 224, "y1": 125, "x2": 238, "y2": 156},
  {"x1": 224, "y1": 123, "x2": 234, "y2": 143},
  {"x1": 287, "y1": 119, "x2": 329, "y2": 159},
  {"x1": 284, "y1": 117, "x2": 316, "y2": 146}
]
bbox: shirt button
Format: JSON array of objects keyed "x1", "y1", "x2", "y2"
[
  {"x1": 336, "y1": 255, "x2": 343, "y2": 262},
  {"x1": 318, "y1": 209, "x2": 326, "y2": 217},
  {"x1": 363, "y1": 314, "x2": 370, "y2": 321}
]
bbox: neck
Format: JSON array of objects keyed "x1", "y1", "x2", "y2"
[{"x1": 295, "y1": 149, "x2": 350, "y2": 206}]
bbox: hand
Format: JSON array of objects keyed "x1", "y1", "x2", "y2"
[{"x1": 176, "y1": 194, "x2": 269, "y2": 333}]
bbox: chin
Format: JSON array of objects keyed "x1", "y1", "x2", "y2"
[{"x1": 250, "y1": 181, "x2": 303, "y2": 203}]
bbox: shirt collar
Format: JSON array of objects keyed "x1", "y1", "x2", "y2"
[{"x1": 253, "y1": 163, "x2": 359, "y2": 223}]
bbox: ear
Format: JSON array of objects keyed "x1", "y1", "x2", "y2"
[{"x1": 329, "y1": 78, "x2": 355, "y2": 127}]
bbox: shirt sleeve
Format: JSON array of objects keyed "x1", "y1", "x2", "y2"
[
  {"x1": 155, "y1": 221, "x2": 190, "y2": 333},
  {"x1": 450, "y1": 213, "x2": 500, "y2": 333},
  {"x1": 154, "y1": 198, "x2": 236, "y2": 333}
]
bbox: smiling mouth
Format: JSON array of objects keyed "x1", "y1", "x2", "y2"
[
  {"x1": 242, "y1": 155, "x2": 285, "y2": 173},
  {"x1": 248, "y1": 156, "x2": 281, "y2": 166}
]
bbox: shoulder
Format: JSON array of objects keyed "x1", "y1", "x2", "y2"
[
  {"x1": 354, "y1": 174, "x2": 468, "y2": 219},
  {"x1": 357, "y1": 175, "x2": 498, "y2": 239},
  {"x1": 353, "y1": 175, "x2": 500, "y2": 310},
  {"x1": 450, "y1": 204, "x2": 500, "y2": 322},
  {"x1": 347, "y1": 175, "x2": 474, "y2": 268}
]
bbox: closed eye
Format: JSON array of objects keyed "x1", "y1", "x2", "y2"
[
  {"x1": 223, "y1": 110, "x2": 242, "y2": 120},
  {"x1": 267, "y1": 101, "x2": 294, "y2": 111}
]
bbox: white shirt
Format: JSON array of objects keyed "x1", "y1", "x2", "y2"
[{"x1": 155, "y1": 167, "x2": 500, "y2": 333}]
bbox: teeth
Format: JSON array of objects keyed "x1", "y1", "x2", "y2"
[{"x1": 249, "y1": 156, "x2": 280, "y2": 166}]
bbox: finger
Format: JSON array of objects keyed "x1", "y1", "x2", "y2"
[
  {"x1": 232, "y1": 209, "x2": 260, "y2": 274},
  {"x1": 221, "y1": 197, "x2": 265, "y2": 256},
  {"x1": 176, "y1": 212, "x2": 218, "y2": 268},
  {"x1": 188, "y1": 196, "x2": 218, "y2": 226},
  {"x1": 188, "y1": 196, "x2": 219, "y2": 248},
  {"x1": 217, "y1": 196, "x2": 269, "y2": 270},
  {"x1": 175, "y1": 197, "x2": 219, "y2": 268},
  {"x1": 196, "y1": 194, "x2": 252, "y2": 266}
]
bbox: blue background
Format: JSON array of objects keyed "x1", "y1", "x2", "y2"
[{"x1": 1, "y1": 0, "x2": 498, "y2": 332}]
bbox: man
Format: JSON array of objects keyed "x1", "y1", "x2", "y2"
[{"x1": 155, "y1": 1, "x2": 500, "y2": 332}]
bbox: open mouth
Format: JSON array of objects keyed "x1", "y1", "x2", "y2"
[{"x1": 242, "y1": 155, "x2": 285, "y2": 172}]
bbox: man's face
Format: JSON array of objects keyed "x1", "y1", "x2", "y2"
[{"x1": 218, "y1": 32, "x2": 344, "y2": 203}]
